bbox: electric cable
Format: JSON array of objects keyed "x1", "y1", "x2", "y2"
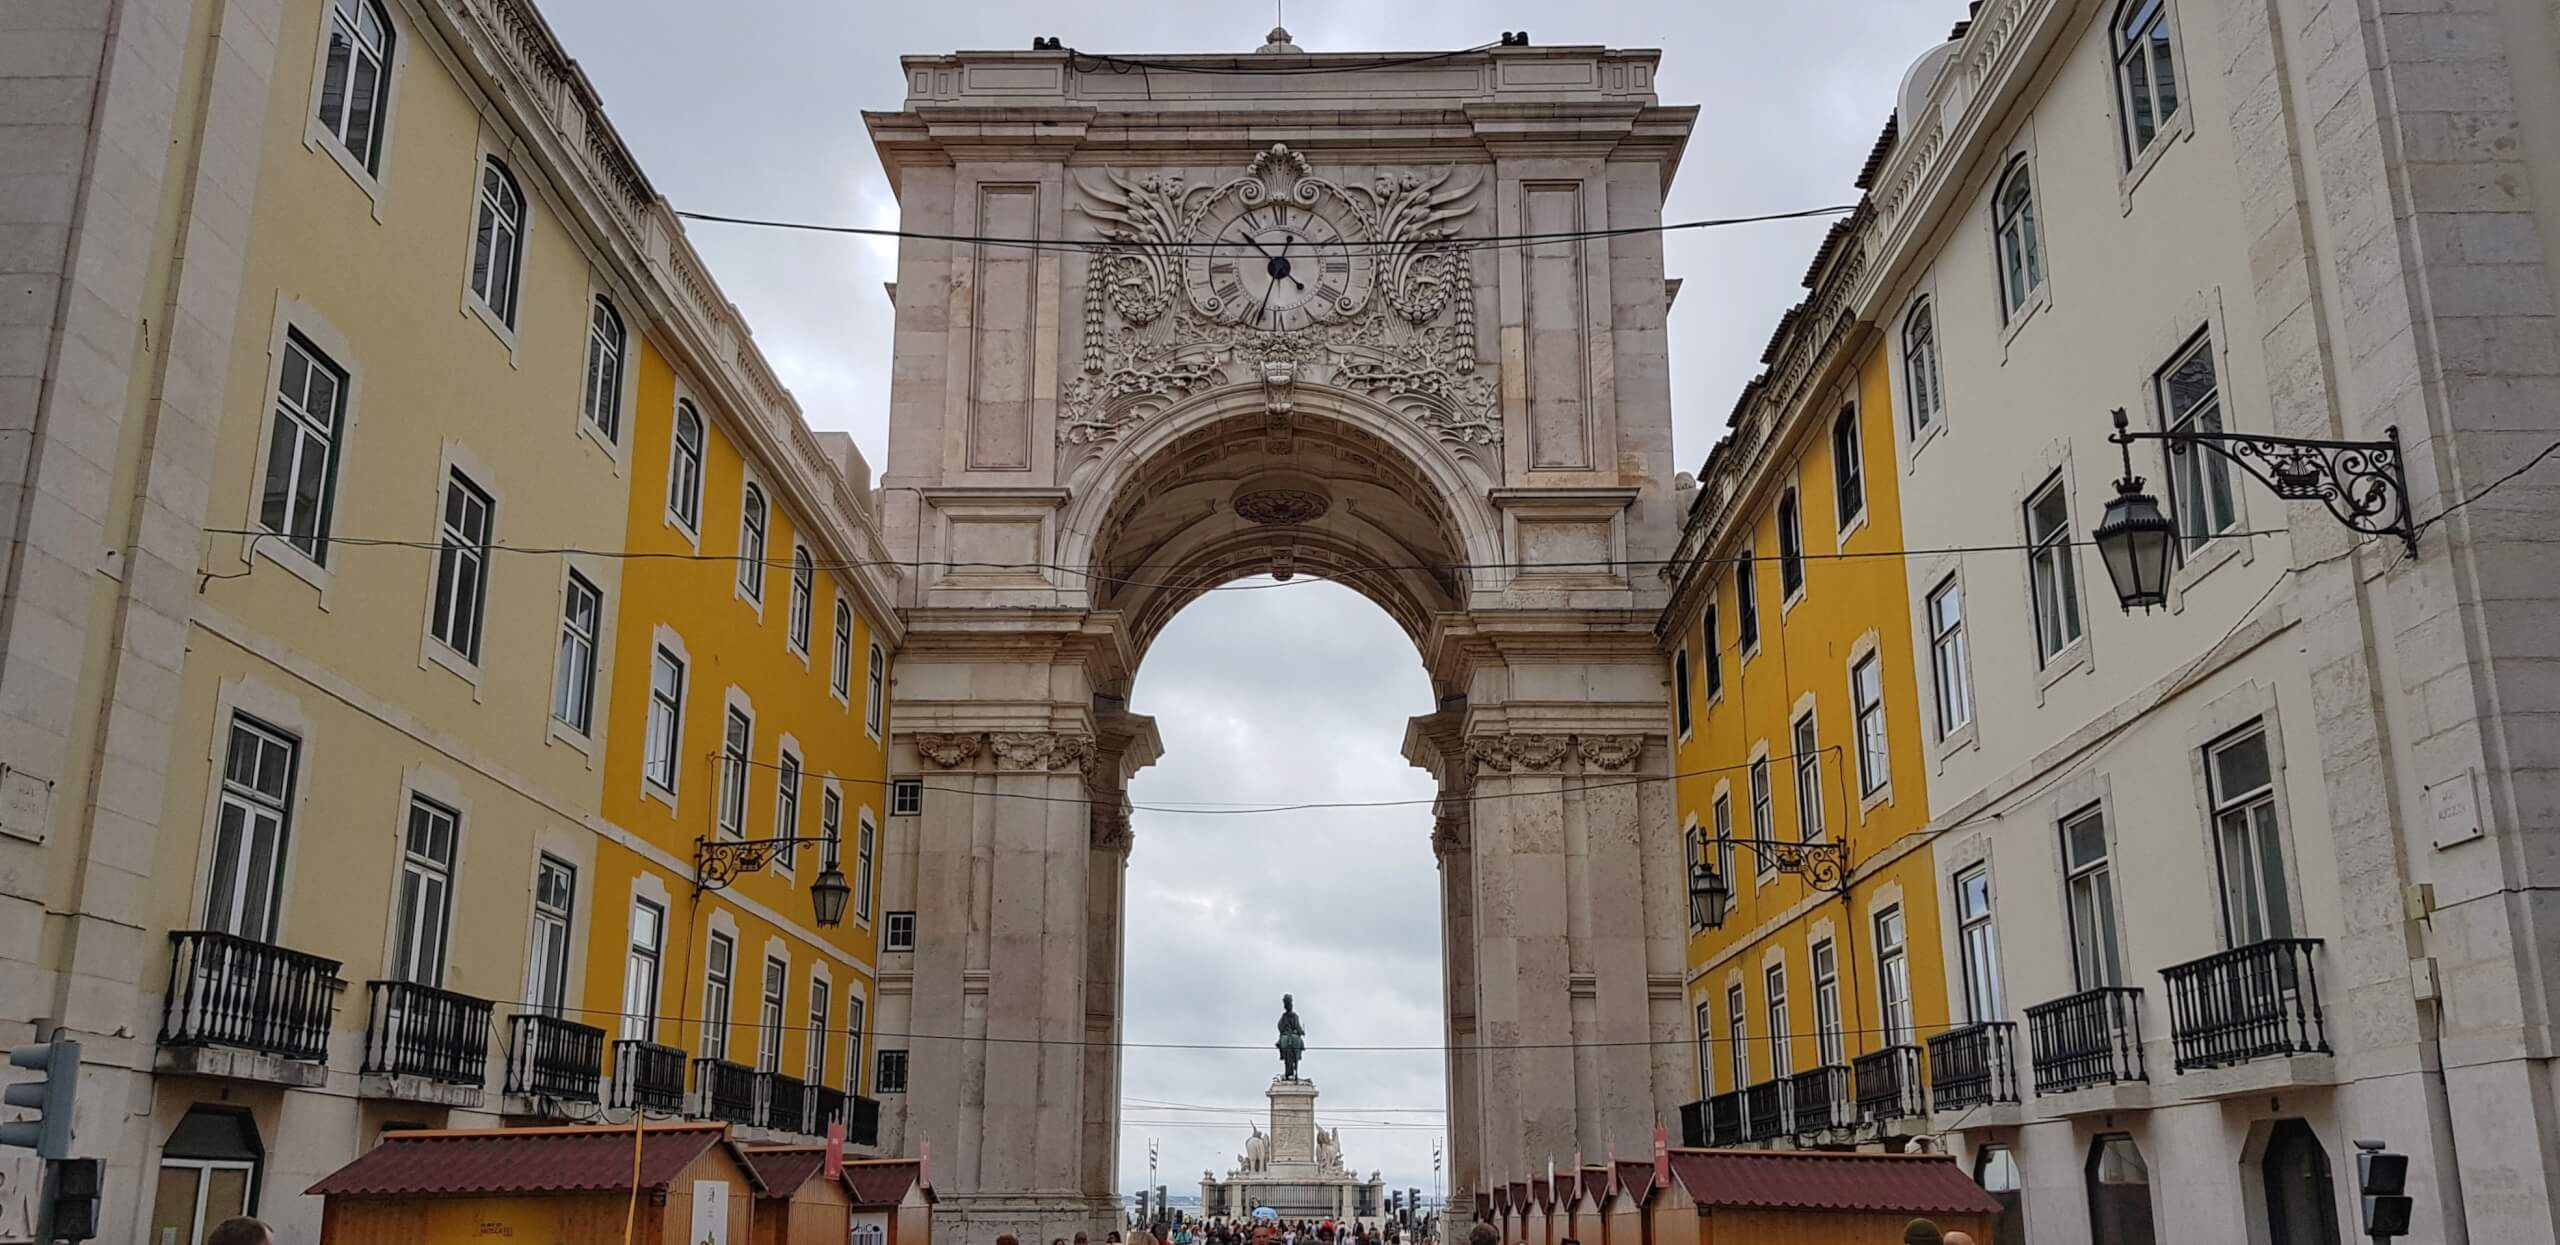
[{"x1": 668, "y1": 204, "x2": 1859, "y2": 254}]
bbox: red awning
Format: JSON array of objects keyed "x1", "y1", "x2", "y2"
[
  {"x1": 844, "y1": 1158, "x2": 933, "y2": 1207},
  {"x1": 737, "y1": 1146, "x2": 830, "y2": 1197},
  {"x1": 1611, "y1": 1161, "x2": 1654, "y2": 1202},
  {"x1": 1665, "y1": 1149, "x2": 2001, "y2": 1216},
  {"x1": 308, "y1": 1124, "x2": 731, "y2": 1198}
]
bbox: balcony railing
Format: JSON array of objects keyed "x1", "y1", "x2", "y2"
[
  {"x1": 811, "y1": 1085, "x2": 847, "y2": 1132},
  {"x1": 695, "y1": 1057, "x2": 759, "y2": 1125},
  {"x1": 1707, "y1": 1089, "x2": 1745, "y2": 1146},
  {"x1": 2163, "y1": 938, "x2": 2330, "y2": 1071},
  {"x1": 505, "y1": 1012, "x2": 604, "y2": 1102},
  {"x1": 1676, "y1": 1100, "x2": 1706, "y2": 1148},
  {"x1": 2026, "y1": 987, "x2": 2147, "y2": 1094},
  {"x1": 611, "y1": 1039, "x2": 686, "y2": 1113},
  {"x1": 1926, "y1": 1021, "x2": 2020, "y2": 1113},
  {"x1": 1788, "y1": 1065, "x2": 1852, "y2": 1133},
  {"x1": 760, "y1": 1071, "x2": 811, "y2": 1134},
  {"x1": 1742, "y1": 1077, "x2": 1791, "y2": 1141},
  {"x1": 848, "y1": 1093, "x2": 882, "y2": 1148},
  {"x1": 361, "y1": 980, "x2": 495, "y2": 1085},
  {"x1": 160, "y1": 930, "x2": 346, "y2": 1063},
  {"x1": 1853, "y1": 1044, "x2": 1926, "y2": 1123}
]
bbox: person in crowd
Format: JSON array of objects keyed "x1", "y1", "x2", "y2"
[{"x1": 205, "y1": 1221, "x2": 272, "y2": 1245}]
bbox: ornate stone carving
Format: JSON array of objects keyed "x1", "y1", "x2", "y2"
[
  {"x1": 1466, "y1": 737, "x2": 1513, "y2": 774},
  {"x1": 915, "y1": 732, "x2": 982, "y2": 769},
  {"x1": 990, "y1": 731, "x2": 1097, "y2": 771},
  {"x1": 1466, "y1": 733, "x2": 1571, "y2": 773},
  {"x1": 1578, "y1": 735, "x2": 1644, "y2": 772},
  {"x1": 1232, "y1": 481, "x2": 1330, "y2": 526},
  {"x1": 1092, "y1": 805, "x2": 1134, "y2": 852}
]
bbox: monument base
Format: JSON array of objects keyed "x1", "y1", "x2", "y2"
[
  {"x1": 934, "y1": 1191, "x2": 1123, "y2": 1244},
  {"x1": 1199, "y1": 1077, "x2": 1386, "y2": 1223}
]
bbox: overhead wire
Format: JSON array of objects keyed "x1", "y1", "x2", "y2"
[{"x1": 668, "y1": 205, "x2": 1859, "y2": 254}]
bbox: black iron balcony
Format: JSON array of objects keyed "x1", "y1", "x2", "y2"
[
  {"x1": 760, "y1": 1071, "x2": 811, "y2": 1134},
  {"x1": 1853, "y1": 1044, "x2": 1926, "y2": 1123},
  {"x1": 611, "y1": 1038, "x2": 686, "y2": 1113},
  {"x1": 1926, "y1": 1021, "x2": 2020, "y2": 1113},
  {"x1": 1707, "y1": 1089, "x2": 1745, "y2": 1146},
  {"x1": 848, "y1": 1093, "x2": 882, "y2": 1147},
  {"x1": 2163, "y1": 938, "x2": 2330, "y2": 1071},
  {"x1": 695, "y1": 1057, "x2": 759, "y2": 1125},
  {"x1": 504, "y1": 1012, "x2": 603, "y2": 1102},
  {"x1": 2026, "y1": 987, "x2": 2148, "y2": 1094},
  {"x1": 1788, "y1": 1065, "x2": 1852, "y2": 1133},
  {"x1": 811, "y1": 1084, "x2": 847, "y2": 1132},
  {"x1": 160, "y1": 930, "x2": 346, "y2": 1063},
  {"x1": 360, "y1": 980, "x2": 495, "y2": 1085},
  {"x1": 1676, "y1": 1100, "x2": 1706, "y2": 1148},
  {"x1": 1742, "y1": 1077, "x2": 1791, "y2": 1141}
]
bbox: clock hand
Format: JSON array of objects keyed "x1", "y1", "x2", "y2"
[{"x1": 1253, "y1": 279, "x2": 1276, "y2": 326}]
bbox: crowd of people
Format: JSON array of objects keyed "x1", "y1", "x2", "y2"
[{"x1": 995, "y1": 1215, "x2": 1432, "y2": 1245}]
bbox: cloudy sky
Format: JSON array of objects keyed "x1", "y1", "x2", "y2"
[{"x1": 541, "y1": 0, "x2": 1960, "y2": 1199}]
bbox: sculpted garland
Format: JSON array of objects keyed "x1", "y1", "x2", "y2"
[{"x1": 1065, "y1": 144, "x2": 1499, "y2": 455}]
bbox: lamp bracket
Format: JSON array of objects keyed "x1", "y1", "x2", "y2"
[
  {"x1": 1724, "y1": 837, "x2": 1851, "y2": 893},
  {"x1": 692, "y1": 835, "x2": 837, "y2": 895},
  {"x1": 2111, "y1": 422, "x2": 2416, "y2": 554}
]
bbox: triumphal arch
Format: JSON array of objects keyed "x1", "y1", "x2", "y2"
[{"x1": 861, "y1": 32, "x2": 1701, "y2": 1238}]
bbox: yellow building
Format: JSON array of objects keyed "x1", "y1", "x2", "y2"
[{"x1": 1662, "y1": 213, "x2": 1954, "y2": 1149}]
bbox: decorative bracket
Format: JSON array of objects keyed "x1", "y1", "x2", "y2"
[
  {"x1": 693, "y1": 835, "x2": 836, "y2": 896},
  {"x1": 2111, "y1": 417, "x2": 2417, "y2": 554},
  {"x1": 1715, "y1": 837, "x2": 1851, "y2": 894}
]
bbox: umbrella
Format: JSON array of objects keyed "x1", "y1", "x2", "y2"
[{"x1": 1252, "y1": 1208, "x2": 1280, "y2": 1220}]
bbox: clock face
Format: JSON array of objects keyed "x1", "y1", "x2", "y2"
[{"x1": 1186, "y1": 200, "x2": 1373, "y2": 331}]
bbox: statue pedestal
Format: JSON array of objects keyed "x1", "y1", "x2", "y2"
[
  {"x1": 1201, "y1": 1077, "x2": 1384, "y2": 1221},
  {"x1": 1268, "y1": 1078, "x2": 1319, "y2": 1164}
]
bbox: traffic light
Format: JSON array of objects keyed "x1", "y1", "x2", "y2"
[
  {"x1": 2355, "y1": 1138, "x2": 2413, "y2": 1241},
  {"x1": 51, "y1": 1157, "x2": 101, "y2": 1241},
  {"x1": 0, "y1": 1037, "x2": 79, "y2": 1159}
]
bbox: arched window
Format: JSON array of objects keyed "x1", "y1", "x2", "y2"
[
  {"x1": 583, "y1": 297, "x2": 625, "y2": 442},
  {"x1": 1993, "y1": 159, "x2": 2045, "y2": 320},
  {"x1": 865, "y1": 642, "x2": 886, "y2": 735},
  {"x1": 2086, "y1": 1133, "x2": 2158, "y2": 1245},
  {"x1": 1974, "y1": 1145, "x2": 2026, "y2": 1245},
  {"x1": 1903, "y1": 299, "x2": 1944, "y2": 434},
  {"x1": 832, "y1": 599, "x2": 854, "y2": 699},
  {"x1": 2262, "y1": 1119, "x2": 2341, "y2": 1245},
  {"x1": 737, "y1": 484, "x2": 768, "y2": 602},
  {"x1": 788, "y1": 547, "x2": 814, "y2": 652},
  {"x1": 315, "y1": 0, "x2": 395, "y2": 173},
  {"x1": 470, "y1": 157, "x2": 526, "y2": 327},
  {"x1": 668, "y1": 401, "x2": 704, "y2": 531},
  {"x1": 2115, "y1": 0, "x2": 2181, "y2": 161}
]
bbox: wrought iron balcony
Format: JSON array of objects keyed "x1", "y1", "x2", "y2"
[
  {"x1": 1676, "y1": 1100, "x2": 1706, "y2": 1148},
  {"x1": 2163, "y1": 938, "x2": 2330, "y2": 1071},
  {"x1": 694, "y1": 1057, "x2": 759, "y2": 1125},
  {"x1": 760, "y1": 1071, "x2": 811, "y2": 1134},
  {"x1": 1853, "y1": 1044, "x2": 1926, "y2": 1123},
  {"x1": 361, "y1": 980, "x2": 495, "y2": 1085},
  {"x1": 811, "y1": 1085, "x2": 847, "y2": 1132},
  {"x1": 160, "y1": 930, "x2": 346, "y2": 1063},
  {"x1": 848, "y1": 1093, "x2": 882, "y2": 1148},
  {"x1": 611, "y1": 1039, "x2": 686, "y2": 1113},
  {"x1": 1788, "y1": 1065, "x2": 1852, "y2": 1133},
  {"x1": 1742, "y1": 1077, "x2": 1791, "y2": 1141},
  {"x1": 504, "y1": 1012, "x2": 604, "y2": 1102},
  {"x1": 1707, "y1": 1089, "x2": 1745, "y2": 1146},
  {"x1": 2026, "y1": 987, "x2": 2147, "y2": 1094},
  {"x1": 1926, "y1": 1021, "x2": 2020, "y2": 1113}
]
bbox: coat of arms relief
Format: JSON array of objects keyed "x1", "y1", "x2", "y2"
[{"x1": 1063, "y1": 144, "x2": 1500, "y2": 466}]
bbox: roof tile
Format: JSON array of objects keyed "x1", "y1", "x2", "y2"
[
  {"x1": 844, "y1": 1158, "x2": 931, "y2": 1206},
  {"x1": 307, "y1": 1124, "x2": 731, "y2": 1199},
  {"x1": 1665, "y1": 1149, "x2": 2001, "y2": 1216}
]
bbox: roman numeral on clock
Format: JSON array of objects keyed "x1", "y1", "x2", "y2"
[
  {"x1": 1322, "y1": 257, "x2": 1350, "y2": 274},
  {"x1": 1215, "y1": 281, "x2": 1243, "y2": 303}
]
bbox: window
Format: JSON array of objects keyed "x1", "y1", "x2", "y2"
[
  {"x1": 718, "y1": 705, "x2": 751, "y2": 837},
  {"x1": 1994, "y1": 158, "x2": 2045, "y2": 320},
  {"x1": 391, "y1": 797, "x2": 458, "y2": 985},
  {"x1": 1725, "y1": 983, "x2": 1748, "y2": 1088},
  {"x1": 207, "y1": 715, "x2": 297, "y2": 940},
  {"x1": 737, "y1": 485, "x2": 768, "y2": 602},
  {"x1": 1832, "y1": 406, "x2": 1864, "y2": 525},
  {"x1": 429, "y1": 469, "x2": 494, "y2": 663},
  {"x1": 668, "y1": 402, "x2": 705, "y2": 531},
  {"x1": 2208, "y1": 724, "x2": 2294, "y2": 943},
  {"x1": 756, "y1": 955, "x2": 787, "y2": 1073},
  {"x1": 1735, "y1": 551, "x2": 1760, "y2": 653},
  {"x1": 820, "y1": 787, "x2": 843, "y2": 870},
  {"x1": 1763, "y1": 963, "x2": 1791, "y2": 1078},
  {"x1": 2062, "y1": 805, "x2": 2125, "y2": 987},
  {"x1": 527, "y1": 856, "x2": 575, "y2": 1015},
  {"x1": 259, "y1": 333, "x2": 348, "y2": 564},
  {"x1": 806, "y1": 979, "x2": 831, "y2": 1086},
  {"x1": 844, "y1": 993, "x2": 867, "y2": 1088},
  {"x1": 875, "y1": 1049, "x2": 909, "y2": 1094},
  {"x1": 1702, "y1": 604, "x2": 1722, "y2": 698},
  {"x1": 1975, "y1": 1145, "x2": 2026, "y2": 1245},
  {"x1": 1954, "y1": 864, "x2": 2003, "y2": 1022},
  {"x1": 1792, "y1": 713, "x2": 1823, "y2": 843},
  {"x1": 865, "y1": 642, "x2": 887, "y2": 735},
  {"x1": 1711, "y1": 793, "x2": 1734, "y2": 892},
  {"x1": 832, "y1": 600, "x2": 854, "y2": 699},
  {"x1": 315, "y1": 0, "x2": 393, "y2": 173},
  {"x1": 1776, "y1": 489, "x2": 1805, "y2": 598},
  {"x1": 1852, "y1": 654, "x2": 1888, "y2": 796},
  {"x1": 622, "y1": 898, "x2": 664, "y2": 1042},
  {"x1": 1876, "y1": 905, "x2": 1912, "y2": 1045},
  {"x1": 855, "y1": 809, "x2": 877, "y2": 923},
  {"x1": 890, "y1": 778, "x2": 923, "y2": 817},
  {"x1": 1673, "y1": 649, "x2": 1693, "y2": 737},
  {"x1": 774, "y1": 749, "x2": 801, "y2": 868},
  {"x1": 552, "y1": 572, "x2": 602, "y2": 734},
  {"x1": 1903, "y1": 301, "x2": 1944, "y2": 435},
  {"x1": 2026, "y1": 475, "x2": 2084, "y2": 663},
  {"x1": 2262, "y1": 1119, "x2": 2341, "y2": 1245},
  {"x1": 469, "y1": 158, "x2": 525, "y2": 327},
  {"x1": 884, "y1": 912, "x2": 916, "y2": 952},
  {"x1": 150, "y1": 1155, "x2": 256, "y2": 1245},
  {"x1": 582, "y1": 297, "x2": 625, "y2": 442},
  {"x1": 2159, "y1": 334, "x2": 2237, "y2": 552},
  {"x1": 789, "y1": 548, "x2": 814, "y2": 652},
  {"x1": 1694, "y1": 1002, "x2": 1714, "y2": 1097},
  {"x1": 2086, "y1": 1134, "x2": 2158, "y2": 1245},
  {"x1": 644, "y1": 646, "x2": 685, "y2": 791},
  {"x1": 2115, "y1": 0, "x2": 2182, "y2": 161},
  {"x1": 1683, "y1": 821, "x2": 1705, "y2": 932},
  {"x1": 700, "y1": 931, "x2": 734, "y2": 1059},
  {"x1": 1927, "y1": 576, "x2": 1974, "y2": 737},
  {"x1": 1748, "y1": 757, "x2": 1774, "y2": 877},
  {"x1": 1811, "y1": 940, "x2": 1843, "y2": 1068}
]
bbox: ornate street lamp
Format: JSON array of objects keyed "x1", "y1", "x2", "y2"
[
  {"x1": 2093, "y1": 407, "x2": 2417, "y2": 611},
  {"x1": 1688, "y1": 858, "x2": 1728, "y2": 932},
  {"x1": 694, "y1": 835, "x2": 857, "y2": 928},
  {"x1": 1687, "y1": 834, "x2": 1846, "y2": 932}
]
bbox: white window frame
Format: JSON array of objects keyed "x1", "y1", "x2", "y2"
[
  {"x1": 1695, "y1": 1001, "x2": 1714, "y2": 1098},
  {"x1": 1851, "y1": 652, "x2": 1888, "y2": 797},
  {"x1": 701, "y1": 930, "x2": 735, "y2": 1060},
  {"x1": 2026, "y1": 474, "x2": 2085, "y2": 666},
  {"x1": 2062, "y1": 803, "x2": 2126, "y2": 988},
  {"x1": 844, "y1": 991, "x2": 867, "y2": 1090},
  {"x1": 855, "y1": 807, "x2": 878, "y2": 925},
  {"x1": 865, "y1": 642, "x2": 887, "y2": 739},
  {"x1": 1954, "y1": 863, "x2": 2004, "y2": 1023},
  {"x1": 1876, "y1": 905, "x2": 1913, "y2": 1046},
  {"x1": 1725, "y1": 983, "x2": 1748, "y2": 1088},
  {"x1": 1792, "y1": 711, "x2": 1824, "y2": 844},
  {"x1": 1673, "y1": 648, "x2": 1693, "y2": 739},
  {"x1": 1927, "y1": 575, "x2": 1974, "y2": 739},
  {"x1": 428, "y1": 466, "x2": 495, "y2": 666},
  {"x1": 2159, "y1": 331, "x2": 2240, "y2": 554},
  {"x1": 1748, "y1": 753, "x2": 1775, "y2": 882},
  {"x1": 756, "y1": 954, "x2": 787, "y2": 1073},
  {"x1": 1993, "y1": 156, "x2": 2046, "y2": 322},
  {"x1": 2207, "y1": 722, "x2": 2295, "y2": 945},
  {"x1": 806, "y1": 972, "x2": 832, "y2": 1087},
  {"x1": 667, "y1": 400, "x2": 705, "y2": 534},
  {"x1": 1764, "y1": 962, "x2": 1792, "y2": 1079},
  {"x1": 258, "y1": 332, "x2": 349, "y2": 567},
  {"x1": 644, "y1": 643, "x2": 685, "y2": 794},
  {"x1": 737, "y1": 483, "x2": 769, "y2": 606},
  {"x1": 1711, "y1": 791, "x2": 1735, "y2": 892},
  {"x1": 2114, "y1": 0, "x2": 2184, "y2": 164},
  {"x1": 1735, "y1": 547, "x2": 1761, "y2": 657},
  {"x1": 1775, "y1": 487, "x2": 1807, "y2": 603},
  {"x1": 1811, "y1": 939, "x2": 1843, "y2": 1068},
  {"x1": 1902, "y1": 299, "x2": 1943, "y2": 438},
  {"x1": 622, "y1": 896, "x2": 664, "y2": 1043},
  {"x1": 1831, "y1": 403, "x2": 1865, "y2": 531},
  {"x1": 889, "y1": 778, "x2": 923, "y2": 818},
  {"x1": 311, "y1": 0, "x2": 395, "y2": 180},
  {"x1": 391, "y1": 795, "x2": 459, "y2": 986},
  {"x1": 875, "y1": 1048, "x2": 908, "y2": 1095},
  {"x1": 1702, "y1": 602, "x2": 1723, "y2": 700},
  {"x1": 466, "y1": 155, "x2": 526, "y2": 333},
  {"x1": 773, "y1": 744, "x2": 802, "y2": 871},
  {"x1": 787, "y1": 545, "x2": 814, "y2": 657},
  {"x1": 831, "y1": 597, "x2": 854, "y2": 703},
  {"x1": 717, "y1": 700, "x2": 753, "y2": 839},
  {"x1": 551, "y1": 570, "x2": 602, "y2": 736},
  {"x1": 819, "y1": 786, "x2": 843, "y2": 871},
  {"x1": 527, "y1": 854, "x2": 575, "y2": 1015},
  {"x1": 206, "y1": 714, "x2": 298, "y2": 941},
  {"x1": 883, "y1": 912, "x2": 916, "y2": 952},
  {"x1": 582, "y1": 295, "x2": 626, "y2": 444}
]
